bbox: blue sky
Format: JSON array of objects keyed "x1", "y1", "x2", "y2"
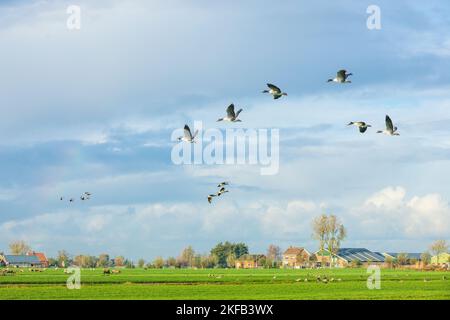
[{"x1": 0, "y1": 0, "x2": 449, "y2": 260}]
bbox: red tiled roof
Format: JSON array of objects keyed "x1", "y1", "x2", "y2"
[
  {"x1": 33, "y1": 253, "x2": 48, "y2": 263},
  {"x1": 283, "y1": 247, "x2": 305, "y2": 255}
]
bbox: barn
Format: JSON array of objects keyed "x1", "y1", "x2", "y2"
[{"x1": 1, "y1": 255, "x2": 44, "y2": 268}]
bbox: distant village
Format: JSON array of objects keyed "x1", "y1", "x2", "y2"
[
  {"x1": 1, "y1": 214, "x2": 449, "y2": 271},
  {"x1": 1, "y1": 241, "x2": 449, "y2": 271}
]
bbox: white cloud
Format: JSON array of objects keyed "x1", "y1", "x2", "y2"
[{"x1": 354, "y1": 186, "x2": 450, "y2": 239}]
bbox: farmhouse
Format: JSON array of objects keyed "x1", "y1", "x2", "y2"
[
  {"x1": 315, "y1": 248, "x2": 385, "y2": 267},
  {"x1": 235, "y1": 254, "x2": 265, "y2": 269},
  {"x1": 282, "y1": 246, "x2": 312, "y2": 268},
  {"x1": 0, "y1": 254, "x2": 44, "y2": 267}
]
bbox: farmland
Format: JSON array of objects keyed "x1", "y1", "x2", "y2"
[{"x1": 0, "y1": 267, "x2": 449, "y2": 300}]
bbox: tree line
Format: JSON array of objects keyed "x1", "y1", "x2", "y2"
[{"x1": 2, "y1": 214, "x2": 449, "y2": 269}]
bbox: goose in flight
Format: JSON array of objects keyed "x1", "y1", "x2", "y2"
[
  {"x1": 178, "y1": 124, "x2": 199, "y2": 143},
  {"x1": 217, "y1": 182, "x2": 229, "y2": 188},
  {"x1": 60, "y1": 197, "x2": 64, "y2": 201},
  {"x1": 207, "y1": 194, "x2": 216, "y2": 204},
  {"x1": 262, "y1": 83, "x2": 288, "y2": 99},
  {"x1": 217, "y1": 187, "x2": 229, "y2": 196},
  {"x1": 377, "y1": 115, "x2": 400, "y2": 136},
  {"x1": 328, "y1": 70, "x2": 352, "y2": 83},
  {"x1": 69, "y1": 198, "x2": 74, "y2": 202},
  {"x1": 217, "y1": 104, "x2": 243, "y2": 122},
  {"x1": 348, "y1": 121, "x2": 371, "y2": 133}
]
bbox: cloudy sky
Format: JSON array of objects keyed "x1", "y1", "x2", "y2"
[{"x1": 0, "y1": 0, "x2": 449, "y2": 260}]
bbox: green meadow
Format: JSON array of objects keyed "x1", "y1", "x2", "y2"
[{"x1": 0, "y1": 268, "x2": 448, "y2": 300}]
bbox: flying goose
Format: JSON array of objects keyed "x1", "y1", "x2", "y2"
[
  {"x1": 262, "y1": 83, "x2": 287, "y2": 99},
  {"x1": 178, "y1": 124, "x2": 199, "y2": 143},
  {"x1": 217, "y1": 104, "x2": 242, "y2": 122},
  {"x1": 60, "y1": 197, "x2": 64, "y2": 201},
  {"x1": 328, "y1": 69, "x2": 352, "y2": 83},
  {"x1": 207, "y1": 194, "x2": 216, "y2": 204},
  {"x1": 217, "y1": 182, "x2": 229, "y2": 188},
  {"x1": 377, "y1": 115, "x2": 400, "y2": 136},
  {"x1": 217, "y1": 187, "x2": 229, "y2": 196},
  {"x1": 69, "y1": 198, "x2": 74, "y2": 202},
  {"x1": 348, "y1": 121, "x2": 371, "y2": 133}
]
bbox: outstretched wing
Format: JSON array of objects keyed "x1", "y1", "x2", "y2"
[
  {"x1": 235, "y1": 108, "x2": 243, "y2": 117},
  {"x1": 184, "y1": 125, "x2": 193, "y2": 140},
  {"x1": 226, "y1": 104, "x2": 236, "y2": 118},
  {"x1": 267, "y1": 83, "x2": 281, "y2": 93},
  {"x1": 359, "y1": 126, "x2": 368, "y2": 133},
  {"x1": 385, "y1": 115, "x2": 394, "y2": 132}
]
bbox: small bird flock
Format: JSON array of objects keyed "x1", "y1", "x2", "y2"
[
  {"x1": 60, "y1": 192, "x2": 92, "y2": 203},
  {"x1": 207, "y1": 182, "x2": 230, "y2": 204},
  {"x1": 175, "y1": 69, "x2": 401, "y2": 204}
]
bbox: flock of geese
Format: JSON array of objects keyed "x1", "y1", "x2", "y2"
[
  {"x1": 60, "y1": 192, "x2": 92, "y2": 203},
  {"x1": 207, "y1": 182, "x2": 230, "y2": 204},
  {"x1": 176, "y1": 69, "x2": 402, "y2": 203}
]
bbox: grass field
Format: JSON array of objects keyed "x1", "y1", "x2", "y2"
[{"x1": 0, "y1": 267, "x2": 449, "y2": 300}]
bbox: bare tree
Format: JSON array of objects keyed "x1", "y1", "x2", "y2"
[
  {"x1": 57, "y1": 250, "x2": 70, "y2": 267},
  {"x1": 266, "y1": 244, "x2": 281, "y2": 267},
  {"x1": 178, "y1": 246, "x2": 195, "y2": 268},
  {"x1": 138, "y1": 259, "x2": 146, "y2": 268},
  {"x1": 396, "y1": 253, "x2": 408, "y2": 266},
  {"x1": 9, "y1": 240, "x2": 30, "y2": 255},
  {"x1": 420, "y1": 251, "x2": 431, "y2": 267},
  {"x1": 312, "y1": 214, "x2": 329, "y2": 254},
  {"x1": 429, "y1": 240, "x2": 448, "y2": 264},
  {"x1": 114, "y1": 256, "x2": 125, "y2": 267},
  {"x1": 153, "y1": 256, "x2": 164, "y2": 269},
  {"x1": 325, "y1": 215, "x2": 347, "y2": 267},
  {"x1": 312, "y1": 214, "x2": 346, "y2": 267},
  {"x1": 97, "y1": 253, "x2": 110, "y2": 268}
]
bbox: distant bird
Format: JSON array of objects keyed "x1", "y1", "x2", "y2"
[
  {"x1": 217, "y1": 182, "x2": 229, "y2": 188},
  {"x1": 178, "y1": 124, "x2": 199, "y2": 143},
  {"x1": 207, "y1": 194, "x2": 216, "y2": 204},
  {"x1": 84, "y1": 192, "x2": 91, "y2": 196},
  {"x1": 69, "y1": 198, "x2": 74, "y2": 202},
  {"x1": 262, "y1": 83, "x2": 288, "y2": 99},
  {"x1": 217, "y1": 104, "x2": 243, "y2": 122},
  {"x1": 377, "y1": 115, "x2": 400, "y2": 136},
  {"x1": 80, "y1": 196, "x2": 86, "y2": 200},
  {"x1": 217, "y1": 187, "x2": 229, "y2": 196},
  {"x1": 348, "y1": 121, "x2": 371, "y2": 133},
  {"x1": 60, "y1": 197, "x2": 63, "y2": 201},
  {"x1": 328, "y1": 69, "x2": 352, "y2": 83}
]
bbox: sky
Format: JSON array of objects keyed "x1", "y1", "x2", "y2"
[{"x1": 0, "y1": 0, "x2": 449, "y2": 260}]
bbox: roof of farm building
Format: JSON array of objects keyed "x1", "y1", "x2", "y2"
[
  {"x1": 384, "y1": 253, "x2": 422, "y2": 260},
  {"x1": 3, "y1": 255, "x2": 41, "y2": 264},
  {"x1": 337, "y1": 248, "x2": 385, "y2": 262},
  {"x1": 283, "y1": 247, "x2": 307, "y2": 255}
]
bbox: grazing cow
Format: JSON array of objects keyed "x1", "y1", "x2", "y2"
[
  {"x1": 111, "y1": 269, "x2": 121, "y2": 274},
  {"x1": 103, "y1": 268, "x2": 111, "y2": 275}
]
